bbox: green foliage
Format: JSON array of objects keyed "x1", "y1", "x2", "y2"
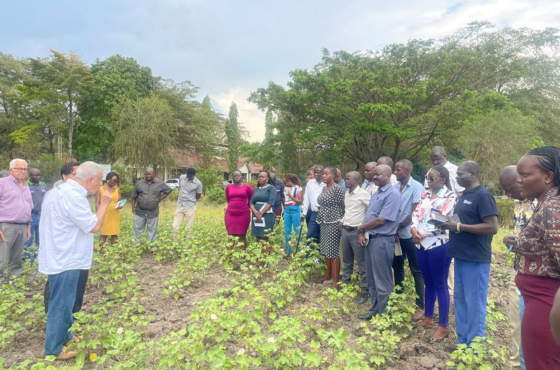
[
  {"x1": 28, "y1": 155, "x2": 64, "y2": 187},
  {"x1": 194, "y1": 165, "x2": 223, "y2": 194},
  {"x1": 225, "y1": 102, "x2": 241, "y2": 177},
  {"x1": 205, "y1": 186, "x2": 226, "y2": 204},
  {"x1": 496, "y1": 199, "x2": 514, "y2": 228},
  {"x1": 119, "y1": 183, "x2": 135, "y2": 199},
  {"x1": 112, "y1": 93, "x2": 177, "y2": 171},
  {"x1": 250, "y1": 23, "x2": 559, "y2": 171},
  {"x1": 165, "y1": 190, "x2": 179, "y2": 203}
]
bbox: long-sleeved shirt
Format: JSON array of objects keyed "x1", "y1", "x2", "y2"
[
  {"x1": 0, "y1": 175, "x2": 33, "y2": 224},
  {"x1": 514, "y1": 187, "x2": 560, "y2": 279},
  {"x1": 302, "y1": 179, "x2": 325, "y2": 216}
]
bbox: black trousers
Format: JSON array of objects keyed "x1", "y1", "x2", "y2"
[
  {"x1": 44, "y1": 269, "x2": 89, "y2": 314},
  {"x1": 392, "y1": 237, "x2": 425, "y2": 309}
]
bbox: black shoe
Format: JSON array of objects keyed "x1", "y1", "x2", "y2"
[
  {"x1": 357, "y1": 312, "x2": 375, "y2": 321},
  {"x1": 443, "y1": 342, "x2": 458, "y2": 353},
  {"x1": 357, "y1": 293, "x2": 370, "y2": 305}
]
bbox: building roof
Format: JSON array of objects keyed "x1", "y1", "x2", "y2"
[{"x1": 171, "y1": 148, "x2": 204, "y2": 169}]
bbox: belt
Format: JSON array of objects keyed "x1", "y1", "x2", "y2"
[
  {"x1": 369, "y1": 233, "x2": 393, "y2": 238},
  {"x1": 343, "y1": 226, "x2": 358, "y2": 232}
]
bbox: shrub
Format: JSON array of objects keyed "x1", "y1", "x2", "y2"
[
  {"x1": 29, "y1": 155, "x2": 64, "y2": 187},
  {"x1": 205, "y1": 186, "x2": 226, "y2": 204},
  {"x1": 247, "y1": 180, "x2": 258, "y2": 189},
  {"x1": 496, "y1": 199, "x2": 514, "y2": 228},
  {"x1": 166, "y1": 190, "x2": 179, "y2": 202},
  {"x1": 120, "y1": 183, "x2": 135, "y2": 198}
]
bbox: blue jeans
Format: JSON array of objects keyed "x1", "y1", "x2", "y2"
[
  {"x1": 283, "y1": 205, "x2": 301, "y2": 253},
  {"x1": 45, "y1": 270, "x2": 80, "y2": 356},
  {"x1": 24, "y1": 213, "x2": 40, "y2": 260},
  {"x1": 416, "y1": 242, "x2": 452, "y2": 326},
  {"x1": 306, "y1": 211, "x2": 320, "y2": 246},
  {"x1": 454, "y1": 259, "x2": 490, "y2": 345},
  {"x1": 519, "y1": 295, "x2": 526, "y2": 370}
]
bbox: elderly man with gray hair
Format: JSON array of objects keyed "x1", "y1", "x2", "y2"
[
  {"x1": 39, "y1": 162, "x2": 113, "y2": 360},
  {"x1": 0, "y1": 158, "x2": 33, "y2": 284}
]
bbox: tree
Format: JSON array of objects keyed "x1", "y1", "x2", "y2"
[
  {"x1": 21, "y1": 50, "x2": 93, "y2": 161},
  {"x1": 224, "y1": 102, "x2": 240, "y2": 177},
  {"x1": 75, "y1": 55, "x2": 154, "y2": 162},
  {"x1": 112, "y1": 94, "x2": 177, "y2": 170},
  {"x1": 249, "y1": 22, "x2": 559, "y2": 170}
]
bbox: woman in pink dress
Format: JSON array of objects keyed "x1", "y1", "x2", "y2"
[{"x1": 225, "y1": 170, "x2": 254, "y2": 249}]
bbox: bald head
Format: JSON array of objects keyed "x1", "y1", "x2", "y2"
[
  {"x1": 430, "y1": 146, "x2": 447, "y2": 166},
  {"x1": 499, "y1": 165, "x2": 522, "y2": 200},
  {"x1": 377, "y1": 156, "x2": 394, "y2": 169},
  {"x1": 461, "y1": 161, "x2": 480, "y2": 176},
  {"x1": 335, "y1": 168, "x2": 343, "y2": 184},
  {"x1": 145, "y1": 167, "x2": 155, "y2": 182},
  {"x1": 269, "y1": 172, "x2": 277, "y2": 182},
  {"x1": 456, "y1": 161, "x2": 480, "y2": 190},
  {"x1": 395, "y1": 159, "x2": 413, "y2": 182},
  {"x1": 344, "y1": 171, "x2": 362, "y2": 191},
  {"x1": 373, "y1": 164, "x2": 392, "y2": 187},
  {"x1": 28, "y1": 168, "x2": 41, "y2": 185},
  {"x1": 364, "y1": 161, "x2": 377, "y2": 181}
]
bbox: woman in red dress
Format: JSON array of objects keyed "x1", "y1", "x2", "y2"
[{"x1": 225, "y1": 170, "x2": 254, "y2": 249}]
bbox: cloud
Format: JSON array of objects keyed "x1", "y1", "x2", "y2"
[{"x1": 210, "y1": 87, "x2": 266, "y2": 142}]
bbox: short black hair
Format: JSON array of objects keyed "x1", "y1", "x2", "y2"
[
  {"x1": 61, "y1": 161, "x2": 80, "y2": 179},
  {"x1": 106, "y1": 171, "x2": 120, "y2": 181},
  {"x1": 187, "y1": 168, "x2": 196, "y2": 175}
]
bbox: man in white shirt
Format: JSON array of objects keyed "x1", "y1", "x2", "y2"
[
  {"x1": 39, "y1": 162, "x2": 113, "y2": 360},
  {"x1": 423, "y1": 146, "x2": 464, "y2": 300},
  {"x1": 423, "y1": 146, "x2": 464, "y2": 196},
  {"x1": 340, "y1": 171, "x2": 371, "y2": 304},
  {"x1": 301, "y1": 165, "x2": 325, "y2": 245}
]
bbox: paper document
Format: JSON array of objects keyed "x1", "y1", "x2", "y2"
[
  {"x1": 253, "y1": 217, "x2": 266, "y2": 227},
  {"x1": 395, "y1": 239, "x2": 402, "y2": 256}
]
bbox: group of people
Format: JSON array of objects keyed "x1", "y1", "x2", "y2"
[
  {"x1": 221, "y1": 145, "x2": 560, "y2": 370},
  {"x1": 0, "y1": 159, "x2": 203, "y2": 360},
  {"x1": 2, "y1": 143, "x2": 560, "y2": 368}
]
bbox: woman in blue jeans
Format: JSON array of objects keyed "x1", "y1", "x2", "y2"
[
  {"x1": 282, "y1": 174, "x2": 303, "y2": 254},
  {"x1": 410, "y1": 165, "x2": 458, "y2": 343}
]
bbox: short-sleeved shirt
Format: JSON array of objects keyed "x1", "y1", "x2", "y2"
[
  {"x1": 448, "y1": 185, "x2": 498, "y2": 263},
  {"x1": 28, "y1": 180, "x2": 48, "y2": 213},
  {"x1": 131, "y1": 178, "x2": 173, "y2": 219},
  {"x1": 364, "y1": 183, "x2": 402, "y2": 236},
  {"x1": 250, "y1": 184, "x2": 277, "y2": 213},
  {"x1": 513, "y1": 188, "x2": 560, "y2": 279},
  {"x1": 38, "y1": 179, "x2": 98, "y2": 274},
  {"x1": 177, "y1": 175, "x2": 202, "y2": 209},
  {"x1": 273, "y1": 179, "x2": 285, "y2": 211},
  {"x1": 0, "y1": 175, "x2": 33, "y2": 224},
  {"x1": 394, "y1": 179, "x2": 424, "y2": 239}
]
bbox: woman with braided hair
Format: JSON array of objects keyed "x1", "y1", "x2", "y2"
[
  {"x1": 411, "y1": 165, "x2": 457, "y2": 343},
  {"x1": 513, "y1": 146, "x2": 560, "y2": 369}
]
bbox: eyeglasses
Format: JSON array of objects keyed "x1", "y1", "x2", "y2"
[
  {"x1": 12, "y1": 168, "x2": 28, "y2": 171},
  {"x1": 425, "y1": 176, "x2": 437, "y2": 182}
]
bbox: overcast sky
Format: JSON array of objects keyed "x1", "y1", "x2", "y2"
[{"x1": 3, "y1": 0, "x2": 560, "y2": 141}]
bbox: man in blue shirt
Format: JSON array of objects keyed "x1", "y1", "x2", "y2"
[
  {"x1": 357, "y1": 164, "x2": 402, "y2": 320},
  {"x1": 393, "y1": 159, "x2": 426, "y2": 321},
  {"x1": 441, "y1": 161, "x2": 498, "y2": 349}
]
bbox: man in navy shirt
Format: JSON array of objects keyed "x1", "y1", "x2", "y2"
[
  {"x1": 357, "y1": 164, "x2": 402, "y2": 320},
  {"x1": 441, "y1": 161, "x2": 498, "y2": 348}
]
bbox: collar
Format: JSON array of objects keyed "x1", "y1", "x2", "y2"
[
  {"x1": 542, "y1": 187, "x2": 560, "y2": 201},
  {"x1": 378, "y1": 183, "x2": 392, "y2": 192},
  {"x1": 463, "y1": 184, "x2": 482, "y2": 193},
  {"x1": 27, "y1": 179, "x2": 42, "y2": 186},
  {"x1": 426, "y1": 186, "x2": 448, "y2": 198},
  {"x1": 258, "y1": 184, "x2": 270, "y2": 189},
  {"x1": 9, "y1": 175, "x2": 27, "y2": 187},
  {"x1": 65, "y1": 179, "x2": 87, "y2": 196}
]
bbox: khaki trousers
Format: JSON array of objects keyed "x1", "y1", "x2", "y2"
[
  {"x1": 448, "y1": 259, "x2": 454, "y2": 296},
  {"x1": 173, "y1": 206, "x2": 196, "y2": 234},
  {"x1": 0, "y1": 223, "x2": 26, "y2": 284},
  {"x1": 508, "y1": 278, "x2": 523, "y2": 369}
]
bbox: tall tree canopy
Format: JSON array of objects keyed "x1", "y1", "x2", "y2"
[
  {"x1": 224, "y1": 102, "x2": 240, "y2": 177},
  {"x1": 249, "y1": 22, "x2": 560, "y2": 172}
]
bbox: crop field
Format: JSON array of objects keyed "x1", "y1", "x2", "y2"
[{"x1": 1, "y1": 200, "x2": 512, "y2": 370}]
